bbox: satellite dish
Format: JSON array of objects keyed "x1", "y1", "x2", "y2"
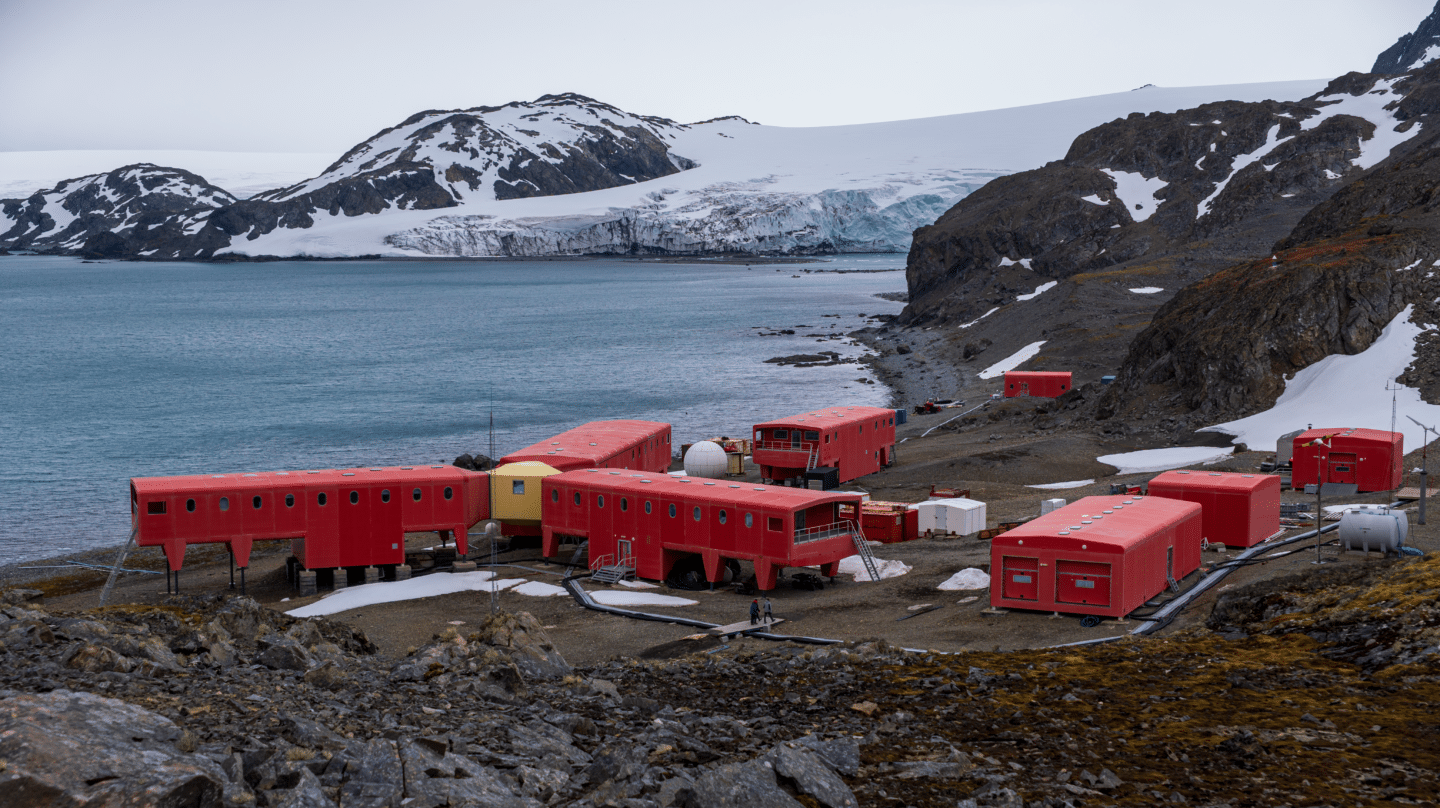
[{"x1": 683, "y1": 441, "x2": 729, "y2": 479}]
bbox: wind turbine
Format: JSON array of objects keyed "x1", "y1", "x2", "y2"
[{"x1": 1408, "y1": 415, "x2": 1436, "y2": 526}]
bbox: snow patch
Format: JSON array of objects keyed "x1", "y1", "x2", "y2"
[
  {"x1": 958, "y1": 307, "x2": 999, "y2": 329},
  {"x1": 1399, "y1": 259, "x2": 1422, "y2": 272},
  {"x1": 938, "y1": 568, "x2": 991, "y2": 591},
  {"x1": 1097, "y1": 446, "x2": 1234, "y2": 474},
  {"x1": 1198, "y1": 124, "x2": 1286, "y2": 219},
  {"x1": 590, "y1": 590, "x2": 698, "y2": 607},
  {"x1": 839, "y1": 554, "x2": 911, "y2": 582},
  {"x1": 1080, "y1": 194, "x2": 1109, "y2": 206},
  {"x1": 1410, "y1": 43, "x2": 1440, "y2": 71},
  {"x1": 285, "y1": 571, "x2": 522, "y2": 617},
  {"x1": 1027, "y1": 479, "x2": 1095, "y2": 489},
  {"x1": 1016, "y1": 281, "x2": 1058, "y2": 302},
  {"x1": 1301, "y1": 77, "x2": 1423, "y2": 170},
  {"x1": 1101, "y1": 169, "x2": 1166, "y2": 222},
  {"x1": 512, "y1": 581, "x2": 567, "y2": 597},
  {"x1": 1202, "y1": 305, "x2": 1440, "y2": 451},
  {"x1": 999, "y1": 257, "x2": 1033, "y2": 270},
  {"x1": 1129, "y1": 287, "x2": 1164, "y2": 294},
  {"x1": 978, "y1": 341, "x2": 1046, "y2": 379}
]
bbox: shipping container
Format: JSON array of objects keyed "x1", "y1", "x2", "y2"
[
  {"x1": 500, "y1": 420, "x2": 672, "y2": 473},
  {"x1": 753, "y1": 406, "x2": 896, "y2": 485},
  {"x1": 989, "y1": 495, "x2": 1202, "y2": 618},
  {"x1": 130, "y1": 466, "x2": 489, "y2": 574},
  {"x1": 911, "y1": 498, "x2": 986, "y2": 536},
  {"x1": 540, "y1": 469, "x2": 863, "y2": 591},
  {"x1": 1290, "y1": 428, "x2": 1403, "y2": 492},
  {"x1": 1147, "y1": 470, "x2": 1281, "y2": 548},
  {"x1": 1002, "y1": 371, "x2": 1072, "y2": 398},
  {"x1": 860, "y1": 501, "x2": 919, "y2": 543}
]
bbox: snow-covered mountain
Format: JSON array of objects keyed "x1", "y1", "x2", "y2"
[
  {"x1": 0, "y1": 164, "x2": 237, "y2": 255},
  {"x1": 0, "y1": 82, "x2": 1328, "y2": 259},
  {"x1": 0, "y1": 151, "x2": 334, "y2": 201},
  {"x1": 1374, "y1": 0, "x2": 1440, "y2": 74}
]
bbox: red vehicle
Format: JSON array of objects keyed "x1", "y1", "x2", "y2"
[
  {"x1": 860, "y1": 501, "x2": 920, "y2": 543},
  {"x1": 130, "y1": 466, "x2": 489, "y2": 578},
  {"x1": 540, "y1": 469, "x2": 864, "y2": 591},
  {"x1": 752, "y1": 406, "x2": 896, "y2": 485},
  {"x1": 990, "y1": 495, "x2": 1202, "y2": 618},
  {"x1": 500, "y1": 420, "x2": 672, "y2": 473},
  {"x1": 1147, "y1": 470, "x2": 1281, "y2": 548},
  {"x1": 1002, "y1": 371, "x2": 1072, "y2": 398},
  {"x1": 1290, "y1": 428, "x2": 1403, "y2": 492}
]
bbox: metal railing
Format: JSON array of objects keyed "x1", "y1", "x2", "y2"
[
  {"x1": 754, "y1": 441, "x2": 818, "y2": 470},
  {"x1": 794, "y1": 520, "x2": 859, "y2": 545}
]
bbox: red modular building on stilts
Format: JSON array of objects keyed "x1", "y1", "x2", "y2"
[
  {"x1": 1146, "y1": 470, "x2": 1282, "y2": 548},
  {"x1": 500, "y1": 420, "x2": 673, "y2": 473},
  {"x1": 752, "y1": 406, "x2": 896, "y2": 485},
  {"x1": 540, "y1": 469, "x2": 864, "y2": 590},
  {"x1": 1002, "y1": 371, "x2": 1072, "y2": 398},
  {"x1": 1290, "y1": 428, "x2": 1403, "y2": 493},
  {"x1": 130, "y1": 466, "x2": 489, "y2": 582},
  {"x1": 990, "y1": 495, "x2": 1202, "y2": 618}
]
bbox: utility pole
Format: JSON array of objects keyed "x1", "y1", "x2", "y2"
[{"x1": 1409, "y1": 416, "x2": 1435, "y2": 526}]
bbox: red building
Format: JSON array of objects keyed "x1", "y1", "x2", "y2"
[
  {"x1": 1146, "y1": 470, "x2": 1281, "y2": 548},
  {"x1": 1290, "y1": 428, "x2": 1403, "y2": 492},
  {"x1": 130, "y1": 466, "x2": 489, "y2": 575},
  {"x1": 860, "y1": 501, "x2": 920, "y2": 543},
  {"x1": 1003, "y1": 371, "x2": 1072, "y2": 398},
  {"x1": 540, "y1": 469, "x2": 863, "y2": 590},
  {"x1": 500, "y1": 420, "x2": 672, "y2": 473},
  {"x1": 752, "y1": 406, "x2": 896, "y2": 485},
  {"x1": 990, "y1": 495, "x2": 1202, "y2": 618}
]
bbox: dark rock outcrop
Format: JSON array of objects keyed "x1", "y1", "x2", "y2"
[
  {"x1": 0, "y1": 164, "x2": 237, "y2": 256},
  {"x1": 1373, "y1": 0, "x2": 1440, "y2": 74}
]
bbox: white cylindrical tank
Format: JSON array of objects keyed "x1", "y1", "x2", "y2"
[
  {"x1": 683, "y1": 441, "x2": 729, "y2": 479},
  {"x1": 1338, "y1": 506, "x2": 1409, "y2": 554}
]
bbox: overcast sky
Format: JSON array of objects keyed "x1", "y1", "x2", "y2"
[{"x1": 0, "y1": 0, "x2": 1431, "y2": 153}]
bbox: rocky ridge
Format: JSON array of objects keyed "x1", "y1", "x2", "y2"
[
  {"x1": 4, "y1": 552, "x2": 1440, "y2": 807},
  {"x1": 1373, "y1": 0, "x2": 1440, "y2": 75},
  {"x1": 0, "y1": 164, "x2": 237, "y2": 257}
]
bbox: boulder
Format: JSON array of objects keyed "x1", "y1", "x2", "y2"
[
  {"x1": 765, "y1": 743, "x2": 857, "y2": 808},
  {"x1": 0, "y1": 689, "x2": 228, "y2": 806},
  {"x1": 472, "y1": 611, "x2": 572, "y2": 681},
  {"x1": 675, "y1": 759, "x2": 805, "y2": 808}
]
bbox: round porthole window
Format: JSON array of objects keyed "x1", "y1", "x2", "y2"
[
  {"x1": 644, "y1": 501, "x2": 652, "y2": 514},
  {"x1": 349, "y1": 491, "x2": 359, "y2": 505},
  {"x1": 551, "y1": 490, "x2": 559, "y2": 502},
  {"x1": 252, "y1": 496, "x2": 262, "y2": 509},
  {"x1": 597, "y1": 495, "x2": 605, "y2": 508},
  {"x1": 718, "y1": 509, "x2": 727, "y2": 525},
  {"x1": 219, "y1": 497, "x2": 229, "y2": 511},
  {"x1": 574, "y1": 492, "x2": 581, "y2": 505},
  {"x1": 413, "y1": 488, "x2": 423, "y2": 502},
  {"x1": 443, "y1": 487, "x2": 452, "y2": 500},
  {"x1": 381, "y1": 489, "x2": 390, "y2": 503},
  {"x1": 745, "y1": 513, "x2": 753, "y2": 528},
  {"x1": 317, "y1": 493, "x2": 327, "y2": 506},
  {"x1": 669, "y1": 503, "x2": 677, "y2": 518},
  {"x1": 620, "y1": 497, "x2": 629, "y2": 512},
  {"x1": 285, "y1": 494, "x2": 294, "y2": 508},
  {"x1": 186, "y1": 499, "x2": 195, "y2": 513},
  {"x1": 693, "y1": 506, "x2": 701, "y2": 521}
]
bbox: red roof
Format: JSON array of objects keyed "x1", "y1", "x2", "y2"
[
  {"x1": 1148, "y1": 470, "x2": 1275, "y2": 493},
  {"x1": 992, "y1": 495, "x2": 1200, "y2": 552},
  {"x1": 1003, "y1": 371, "x2": 1071, "y2": 379},
  {"x1": 755, "y1": 406, "x2": 895, "y2": 430},
  {"x1": 501, "y1": 420, "x2": 669, "y2": 467},
  {"x1": 1294, "y1": 427, "x2": 1402, "y2": 446},
  {"x1": 550, "y1": 469, "x2": 859, "y2": 509},
  {"x1": 131, "y1": 465, "x2": 473, "y2": 495}
]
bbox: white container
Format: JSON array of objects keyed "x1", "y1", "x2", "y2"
[
  {"x1": 1040, "y1": 498, "x2": 1066, "y2": 516},
  {"x1": 911, "y1": 497, "x2": 986, "y2": 536},
  {"x1": 1338, "y1": 507, "x2": 1409, "y2": 554}
]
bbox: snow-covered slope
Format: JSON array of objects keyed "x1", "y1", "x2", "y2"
[
  {"x1": 0, "y1": 151, "x2": 334, "y2": 200},
  {"x1": 210, "y1": 81, "x2": 1326, "y2": 259}
]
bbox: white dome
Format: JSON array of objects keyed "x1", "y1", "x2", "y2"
[{"x1": 683, "y1": 441, "x2": 729, "y2": 479}]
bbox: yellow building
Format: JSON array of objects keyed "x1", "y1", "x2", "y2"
[{"x1": 490, "y1": 461, "x2": 562, "y2": 528}]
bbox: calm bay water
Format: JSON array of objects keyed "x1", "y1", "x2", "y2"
[{"x1": 0, "y1": 255, "x2": 905, "y2": 564}]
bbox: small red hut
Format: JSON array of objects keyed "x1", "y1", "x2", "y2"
[
  {"x1": 752, "y1": 406, "x2": 896, "y2": 485},
  {"x1": 500, "y1": 420, "x2": 672, "y2": 473},
  {"x1": 1146, "y1": 470, "x2": 1281, "y2": 548},
  {"x1": 1002, "y1": 371, "x2": 1072, "y2": 398},
  {"x1": 1290, "y1": 428, "x2": 1403, "y2": 493}
]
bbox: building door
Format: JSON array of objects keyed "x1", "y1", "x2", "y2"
[
  {"x1": 1002, "y1": 556, "x2": 1039, "y2": 601},
  {"x1": 1020, "y1": 382, "x2": 1029, "y2": 396},
  {"x1": 1055, "y1": 560, "x2": 1111, "y2": 607},
  {"x1": 1328, "y1": 453, "x2": 1358, "y2": 484},
  {"x1": 617, "y1": 539, "x2": 632, "y2": 566}
]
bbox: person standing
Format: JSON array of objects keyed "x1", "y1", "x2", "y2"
[
  {"x1": 749, "y1": 599, "x2": 760, "y2": 625},
  {"x1": 762, "y1": 597, "x2": 774, "y2": 624}
]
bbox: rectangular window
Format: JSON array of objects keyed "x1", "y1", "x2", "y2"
[
  {"x1": 767, "y1": 517, "x2": 783, "y2": 531},
  {"x1": 512, "y1": 480, "x2": 525, "y2": 495},
  {"x1": 804, "y1": 431, "x2": 819, "y2": 441},
  {"x1": 147, "y1": 501, "x2": 166, "y2": 515},
  {"x1": 773, "y1": 429, "x2": 788, "y2": 439}
]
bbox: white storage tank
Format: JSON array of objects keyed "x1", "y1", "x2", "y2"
[
  {"x1": 1338, "y1": 506, "x2": 1409, "y2": 554},
  {"x1": 910, "y1": 497, "x2": 986, "y2": 536},
  {"x1": 682, "y1": 441, "x2": 729, "y2": 479},
  {"x1": 1040, "y1": 498, "x2": 1066, "y2": 516}
]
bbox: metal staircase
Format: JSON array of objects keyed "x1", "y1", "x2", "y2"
[
  {"x1": 846, "y1": 521, "x2": 880, "y2": 582},
  {"x1": 589, "y1": 553, "x2": 635, "y2": 584}
]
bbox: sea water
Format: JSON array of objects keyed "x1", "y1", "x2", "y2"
[{"x1": 0, "y1": 254, "x2": 905, "y2": 564}]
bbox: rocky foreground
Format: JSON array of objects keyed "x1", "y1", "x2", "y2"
[{"x1": 3, "y1": 556, "x2": 1440, "y2": 808}]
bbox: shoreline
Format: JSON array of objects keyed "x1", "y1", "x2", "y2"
[{"x1": 7, "y1": 251, "x2": 903, "y2": 266}]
